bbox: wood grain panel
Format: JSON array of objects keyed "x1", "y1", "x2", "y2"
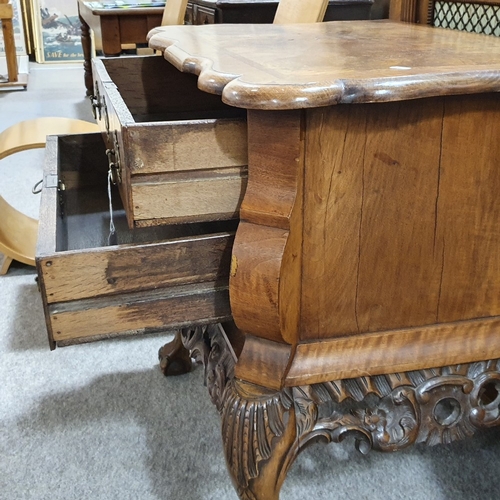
[
  {"x1": 119, "y1": 16, "x2": 149, "y2": 43},
  {"x1": 147, "y1": 14, "x2": 164, "y2": 32},
  {"x1": 40, "y1": 233, "x2": 234, "y2": 303},
  {"x1": 126, "y1": 120, "x2": 247, "y2": 174},
  {"x1": 231, "y1": 110, "x2": 304, "y2": 343},
  {"x1": 99, "y1": 16, "x2": 121, "y2": 55},
  {"x1": 234, "y1": 335, "x2": 293, "y2": 391},
  {"x1": 131, "y1": 168, "x2": 247, "y2": 222},
  {"x1": 274, "y1": 0, "x2": 329, "y2": 24},
  {"x1": 301, "y1": 99, "x2": 445, "y2": 339},
  {"x1": 437, "y1": 93, "x2": 500, "y2": 322},
  {"x1": 230, "y1": 222, "x2": 287, "y2": 343},
  {"x1": 356, "y1": 98, "x2": 444, "y2": 331},
  {"x1": 239, "y1": 110, "x2": 302, "y2": 229},
  {"x1": 36, "y1": 136, "x2": 59, "y2": 258},
  {"x1": 285, "y1": 317, "x2": 500, "y2": 385},
  {"x1": 301, "y1": 104, "x2": 365, "y2": 338},
  {"x1": 49, "y1": 283, "x2": 231, "y2": 342}
]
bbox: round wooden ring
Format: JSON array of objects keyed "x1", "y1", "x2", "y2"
[{"x1": 0, "y1": 117, "x2": 99, "y2": 274}]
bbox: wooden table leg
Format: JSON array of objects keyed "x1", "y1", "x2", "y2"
[
  {"x1": 79, "y1": 13, "x2": 93, "y2": 96},
  {"x1": 169, "y1": 324, "x2": 299, "y2": 500},
  {"x1": 100, "y1": 16, "x2": 122, "y2": 56},
  {"x1": 1, "y1": 11, "x2": 17, "y2": 82}
]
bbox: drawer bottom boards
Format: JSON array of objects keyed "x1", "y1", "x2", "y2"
[{"x1": 36, "y1": 134, "x2": 235, "y2": 348}]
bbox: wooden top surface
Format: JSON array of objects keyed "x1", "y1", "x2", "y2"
[
  {"x1": 190, "y1": 0, "x2": 366, "y2": 5},
  {"x1": 80, "y1": 1, "x2": 164, "y2": 16},
  {"x1": 148, "y1": 20, "x2": 500, "y2": 109}
]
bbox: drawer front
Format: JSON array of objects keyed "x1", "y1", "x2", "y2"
[
  {"x1": 91, "y1": 56, "x2": 248, "y2": 228},
  {"x1": 194, "y1": 5, "x2": 216, "y2": 24},
  {"x1": 131, "y1": 168, "x2": 247, "y2": 224},
  {"x1": 47, "y1": 284, "x2": 231, "y2": 345},
  {"x1": 37, "y1": 134, "x2": 234, "y2": 348},
  {"x1": 39, "y1": 233, "x2": 234, "y2": 304}
]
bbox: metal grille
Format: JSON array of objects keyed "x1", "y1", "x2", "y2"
[{"x1": 433, "y1": 1, "x2": 500, "y2": 36}]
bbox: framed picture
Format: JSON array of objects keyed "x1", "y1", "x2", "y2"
[
  {"x1": 31, "y1": 0, "x2": 83, "y2": 62},
  {"x1": 0, "y1": 0, "x2": 27, "y2": 56}
]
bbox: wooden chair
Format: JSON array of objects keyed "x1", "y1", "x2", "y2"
[
  {"x1": 161, "y1": 0, "x2": 189, "y2": 26},
  {"x1": 390, "y1": 0, "x2": 500, "y2": 32},
  {"x1": 274, "y1": 0, "x2": 330, "y2": 23},
  {"x1": 0, "y1": 0, "x2": 27, "y2": 89}
]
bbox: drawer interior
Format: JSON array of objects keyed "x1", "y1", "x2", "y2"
[
  {"x1": 100, "y1": 56, "x2": 246, "y2": 123},
  {"x1": 38, "y1": 132, "x2": 236, "y2": 348},
  {"x1": 54, "y1": 133, "x2": 238, "y2": 252}
]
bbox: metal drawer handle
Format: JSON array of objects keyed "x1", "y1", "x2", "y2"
[
  {"x1": 89, "y1": 82, "x2": 102, "y2": 120},
  {"x1": 32, "y1": 179, "x2": 43, "y2": 194}
]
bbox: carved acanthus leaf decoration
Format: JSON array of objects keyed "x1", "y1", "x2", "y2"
[{"x1": 221, "y1": 379, "x2": 293, "y2": 497}]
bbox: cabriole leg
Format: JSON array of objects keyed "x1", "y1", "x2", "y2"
[{"x1": 221, "y1": 380, "x2": 297, "y2": 500}]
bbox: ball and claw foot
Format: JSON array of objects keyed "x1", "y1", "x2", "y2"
[{"x1": 158, "y1": 330, "x2": 192, "y2": 376}]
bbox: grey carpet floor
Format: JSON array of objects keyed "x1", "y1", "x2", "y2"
[{"x1": 1, "y1": 63, "x2": 500, "y2": 500}]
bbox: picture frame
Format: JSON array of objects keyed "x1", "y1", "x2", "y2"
[
  {"x1": 31, "y1": 0, "x2": 83, "y2": 62},
  {"x1": 0, "y1": 0, "x2": 27, "y2": 56}
]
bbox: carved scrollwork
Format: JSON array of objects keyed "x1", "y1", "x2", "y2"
[
  {"x1": 172, "y1": 325, "x2": 296, "y2": 499},
  {"x1": 162, "y1": 326, "x2": 500, "y2": 500},
  {"x1": 292, "y1": 359, "x2": 500, "y2": 455},
  {"x1": 178, "y1": 323, "x2": 236, "y2": 411}
]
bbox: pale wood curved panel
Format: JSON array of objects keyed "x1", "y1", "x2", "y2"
[
  {"x1": 0, "y1": 196, "x2": 38, "y2": 267},
  {"x1": 161, "y1": 0, "x2": 189, "y2": 26},
  {"x1": 0, "y1": 118, "x2": 99, "y2": 274},
  {"x1": 274, "y1": 0, "x2": 329, "y2": 24},
  {"x1": 0, "y1": 117, "x2": 99, "y2": 160}
]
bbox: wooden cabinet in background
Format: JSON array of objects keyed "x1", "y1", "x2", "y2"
[{"x1": 184, "y1": 0, "x2": 374, "y2": 25}]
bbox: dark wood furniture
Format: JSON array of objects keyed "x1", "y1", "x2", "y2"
[
  {"x1": 185, "y1": 0, "x2": 374, "y2": 24},
  {"x1": 78, "y1": 0, "x2": 374, "y2": 95},
  {"x1": 78, "y1": 0, "x2": 164, "y2": 94},
  {"x1": 148, "y1": 19, "x2": 500, "y2": 499},
  {"x1": 390, "y1": 0, "x2": 500, "y2": 29}
]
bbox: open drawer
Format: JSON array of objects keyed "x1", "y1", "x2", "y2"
[
  {"x1": 91, "y1": 55, "x2": 248, "y2": 228},
  {"x1": 36, "y1": 133, "x2": 235, "y2": 349}
]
